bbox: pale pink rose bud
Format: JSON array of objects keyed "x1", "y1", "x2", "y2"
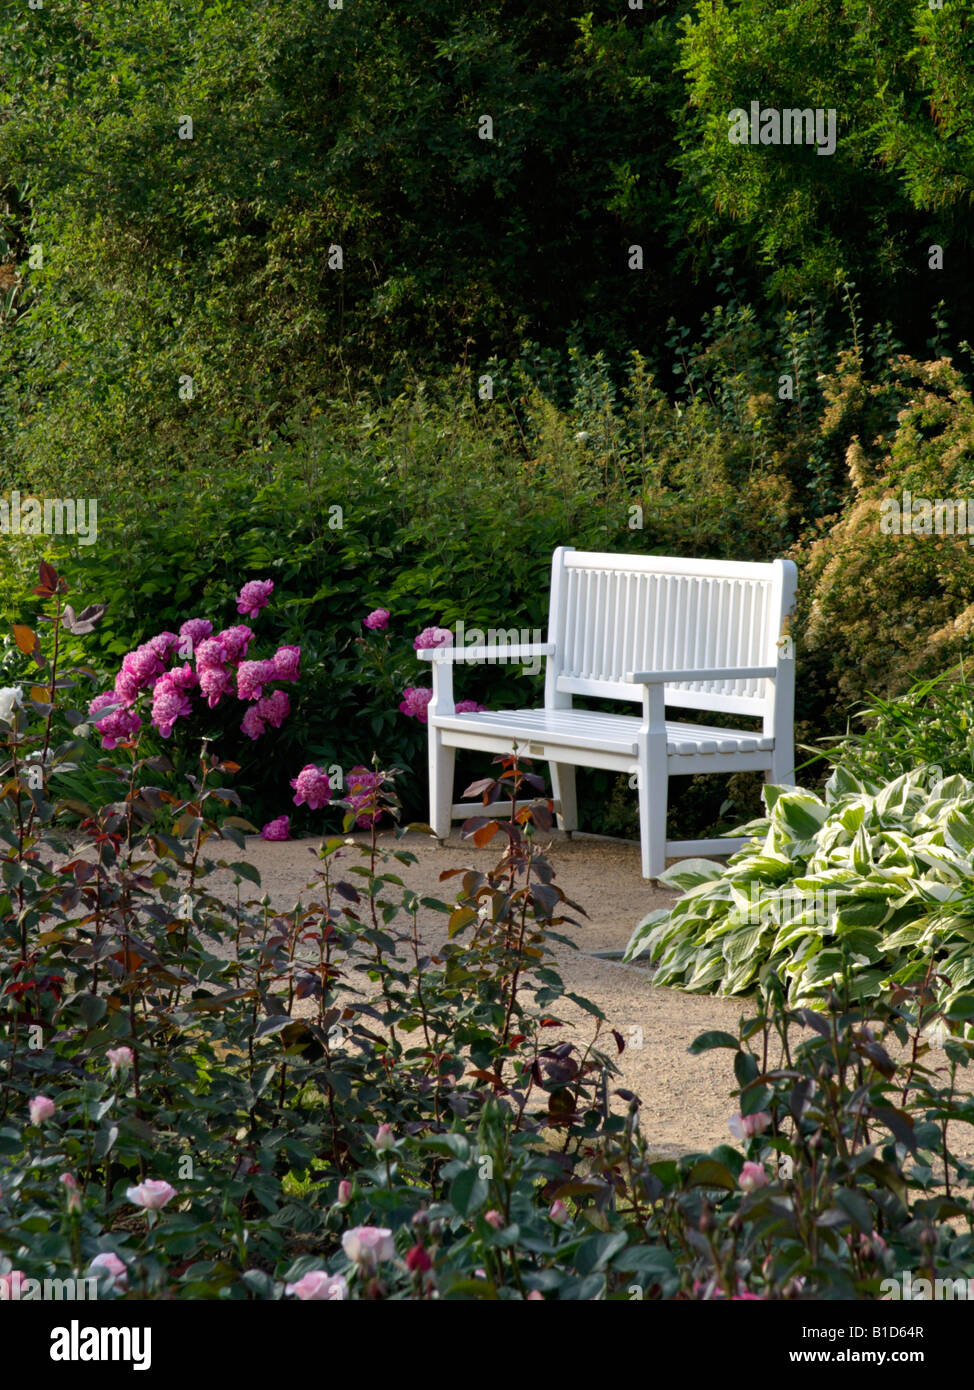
[
  {"x1": 728, "y1": 1110, "x2": 771, "y2": 1140},
  {"x1": 29, "y1": 1095, "x2": 55, "y2": 1126},
  {"x1": 374, "y1": 1124, "x2": 394, "y2": 1151},
  {"x1": 126, "y1": 1179, "x2": 177, "y2": 1211},
  {"x1": 738, "y1": 1161, "x2": 769, "y2": 1193},
  {"x1": 285, "y1": 1270, "x2": 348, "y2": 1301},
  {"x1": 106, "y1": 1046, "x2": 134, "y2": 1077},
  {"x1": 59, "y1": 1173, "x2": 82, "y2": 1214},
  {"x1": 337, "y1": 1180, "x2": 352, "y2": 1206},
  {"x1": 548, "y1": 1199, "x2": 570, "y2": 1226},
  {"x1": 89, "y1": 1252, "x2": 128, "y2": 1290},
  {"x1": 341, "y1": 1226, "x2": 395, "y2": 1269},
  {"x1": 484, "y1": 1209, "x2": 505, "y2": 1230},
  {"x1": 527, "y1": 1290, "x2": 544, "y2": 1300}
]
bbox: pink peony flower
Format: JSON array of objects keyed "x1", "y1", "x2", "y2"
[
  {"x1": 738, "y1": 1161, "x2": 769, "y2": 1193},
  {"x1": 454, "y1": 700, "x2": 487, "y2": 714},
  {"x1": 194, "y1": 636, "x2": 228, "y2": 671},
  {"x1": 271, "y1": 645, "x2": 301, "y2": 682},
  {"x1": 113, "y1": 666, "x2": 142, "y2": 707},
  {"x1": 165, "y1": 663, "x2": 198, "y2": 693},
  {"x1": 216, "y1": 625, "x2": 253, "y2": 664},
  {"x1": 89, "y1": 693, "x2": 142, "y2": 750},
  {"x1": 106, "y1": 1046, "x2": 134, "y2": 1077},
  {"x1": 285, "y1": 1270, "x2": 348, "y2": 1301},
  {"x1": 118, "y1": 643, "x2": 165, "y2": 692},
  {"x1": 341, "y1": 1226, "x2": 396, "y2": 1269},
  {"x1": 199, "y1": 662, "x2": 234, "y2": 708},
  {"x1": 399, "y1": 686, "x2": 434, "y2": 722},
  {"x1": 345, "y1": 766, "x2": 384, "y2": 827},
  {"x1": 29, "y1": 1095, "x2": 55, "y2": 1125},
  {"x1": 237, "y1": 579, "x2": 274, "y2": 618},
  {"x1": 413, "y1": 626, "x2": 453, "y2": 651},
  {"x1": 147, "y1": 632, "x2": 180, "y2": 663},
  {"x1": 290, "y1": 765, "x2": 332, "y2": 810},
  {"x1": 241, "y1": 706, "x2": 266, "y2": 741},
  {"x1": 88, "y1": 1252, "x2": 128, "y2": 1291},
  {"x1": 363, "y1": 609, "x2": 390, "y2": 631},
  {"x1": 126, "y1": 1179, "x2": 177, "y2": 1211},
  {"x1": 548, "y1": 1199, "x2": 570, "y2": 1226},
  {"x1": 260, "y1": 816, "x2": 291, "y2": 842},
  {"x1": 150, "y1": 675, "x2": 193, "y2": 738},
  {"x1": 237, "y1": 659, "x2": 277, "y2": 701},
  {"x1": 257, "y1": 690, "x2": 290, "y2": 728},
  {"x1": 178, "y1": 618, "x2": 213, "y2": 652},
  {"x1": 484, "y1": 1210, "x2": 505, "y2": 1230},
  {"x1": 729, "y1": 1111, "x2": 772, "y2": 1140}
]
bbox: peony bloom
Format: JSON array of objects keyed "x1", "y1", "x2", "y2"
[
  {"x1": 399, "y1": 686, "x2": 434, "y2": 723},
  {"x1": 260, "y1": 816, "x2": 291, "y2": 842},
  {"x1": 374, "y1": 1124, "x2": 394, "y2": 1151},
  {"x1": 337, "y1": 1180, "x2": 353, "y2": 1206},
  {"x1": 285, "y1": 1270, "x2": 348, "y2": 1301},
  {"x1": 363, "y1": 609, "x2": 390, "y2": 631},
  {"x1": 165, "y1": 662, "x2": 198, "y2": 693},
  {"x1": 194, "y1": 636, "x2": 228, "y2": 672},
  {"x1": 118, "y1": 644, "x2": 165, "y2": 693},
  {"x1": 150, "y1": 675, "x2": 193, "y2": 739},
  {"x1": 147, "y1": 632, "x2": 180, "y2": 663},
  {"x1": 290, "y1": 764, "x2": 332, "y2": 810},
  {"x1": 484, "y1": 1210, "x2": 505, "y2": 1230},
  {"x1": 548, "y1": 1199, "x2": 570, "y2": 1226},
  {"x1": 241, "y1": 706, "x2": 266, "y2": 741},
  {"x1": 405, "y1": 1244, "x2": 431, "y2": 1273},
  {"x1": 89, "y1": 1252, "x2": 128, "y2": 1291},
  {"x1": 199, "y1": 662, "x2": 234, "y2": 708},
  {"x1": 106, "y1": 1046, "x2": 134, "y2": 1077},
  {"x1": 257, "y1": 690, "x2": 290, "y2": 728},
  {"x1": 237, "y1": 659, "x2": 277, "y2": 701},
  {"x1": 729, "y1": 1110, "x2": 771, "y2": 1140},
  {"x1": 0, "y1": 686, "x2": 24, "y2": 724},
  {"x1": 345, "y1": 766, "x2": 384, "y2": 827},
  {"x1": 271, "y1": 645, "x2": 301, "y2": 682},
  {"x1": 215, "y1": 625, "x2": 253, "y2": 665},
  {"x1": 341, "y1": 1226, "x2": 396, "y2": 1269},
  {"x1": 89, "y1": 693, "x2": 142, "y2": 750},
  {"x1": 126, "y1": 1179, "x2": 177, "y2": 1211},
  {"x1": 738, "y1": 1161, "x2": 769, "y2": 1193},
  {"x1": 237, "y1": 579, "x2": 274, "y2": 618},
  {"x1": 29, "y1": 1095, "x2": 55, "y2": 1126},
  {"x1": 178, "y1": 618, "x2": 213, "y2": 653},
  {"x1": 413, "y1": 626, "x2": 453, "y2": 651},
  {"x1": 454, "y1": 700, "x2": 487, "y2": 714}
]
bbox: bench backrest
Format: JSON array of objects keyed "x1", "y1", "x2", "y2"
[{"x1": 544, "y1": 548, "x2": 797, "y2": 717}]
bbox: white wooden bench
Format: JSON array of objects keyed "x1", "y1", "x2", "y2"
[{"x1": 419, "y1": 547, "x2": 798, "y2": 879}]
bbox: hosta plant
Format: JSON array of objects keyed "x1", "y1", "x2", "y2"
[{"x1": 624, "y1": 765, "x2": 974, "y2": 1014}]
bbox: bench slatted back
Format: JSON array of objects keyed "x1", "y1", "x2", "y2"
[{"x1": 546, "y1": 548, "x2": 796, "y2": 717}]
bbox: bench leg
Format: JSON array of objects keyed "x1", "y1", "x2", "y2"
[
  {"x1": 429, "y1": 732, "x2": 456, "y2": 839},
  {"x1": 637, "y1": 750, "x2": 668, "y2": 881},
  {"x1": 549, "y1": 762, "x2": 577, "y2": 834}
]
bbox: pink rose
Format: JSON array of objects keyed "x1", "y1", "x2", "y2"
[
  {"x1": 260, "y1": 816, "x2": 291, "y2": 842},
  {"x1": 106, "y1": 1046, "x2": 133, "y2": 1077},
  {"x1": 29, "y1": 1095, "x2": 55, "y2": 1125},
  {"x1": 285, "y1": 1270, "x2": 348, "y2": 1301},
  {"x1": 484, "y1": 1210, "x2": 505, "y2": 1230},
  {"x1": 548, "y1": 1199, "x2": 570, "y2": 1226},
  {"x1": 337, "y1": 1180, "x2": 352, "y2": 1206},
  {"x1": 374, "y1": 1124, "x2": 394, "y2": 1151},
  {"x1": 341, "y1": 1226, "x2": 395, "y2": 1269},
  {"x1": 363, "y1": 609, "x2": 390, "y2": 631},
  {"x1": 413, "y1": 626, "x2": 453, "y2": 651},
  {"x1": 126, "y1": 1179, "x2": 177, "y2": 1211},
  {"x1": 237, "y1": 579, "x2": 274, "y2": 618},
  {"x1": 527, "y1": 1290, "x2": 544, "y2": 1300},
  {"x1": 405, "y1": 1244, "x2": 431, "y2": 1273},
  {"x1": 738, "y1": 1161, "x2": 769, "y2": 1193},
  {"x1": 89, "y1": 1252, "x2": 128, "y2": 1291},
  {"x1": 60, "y1": 1172, "x2": 82, "y2": 1214},
  {"x1": 729, "y1": 1110, "x2": 771, "y2": 1140},
  {"x1": 290, "y1": 765, "x2": 332, "y2": 810},
  {"x1": 399, "y1": 686, "x2": 434, "y2": 722}
]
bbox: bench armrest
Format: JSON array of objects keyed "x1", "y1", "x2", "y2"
[
  {"x1": 627, "y1": 665, "x2": 777, "y2": 684},
  {"x1": 419, "y1": 643, "x2": 555, "y2": 663}
]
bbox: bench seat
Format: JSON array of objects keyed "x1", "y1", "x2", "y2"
[{"x1": 434, "y1": 708, "x2": 774, "y2": 758}]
